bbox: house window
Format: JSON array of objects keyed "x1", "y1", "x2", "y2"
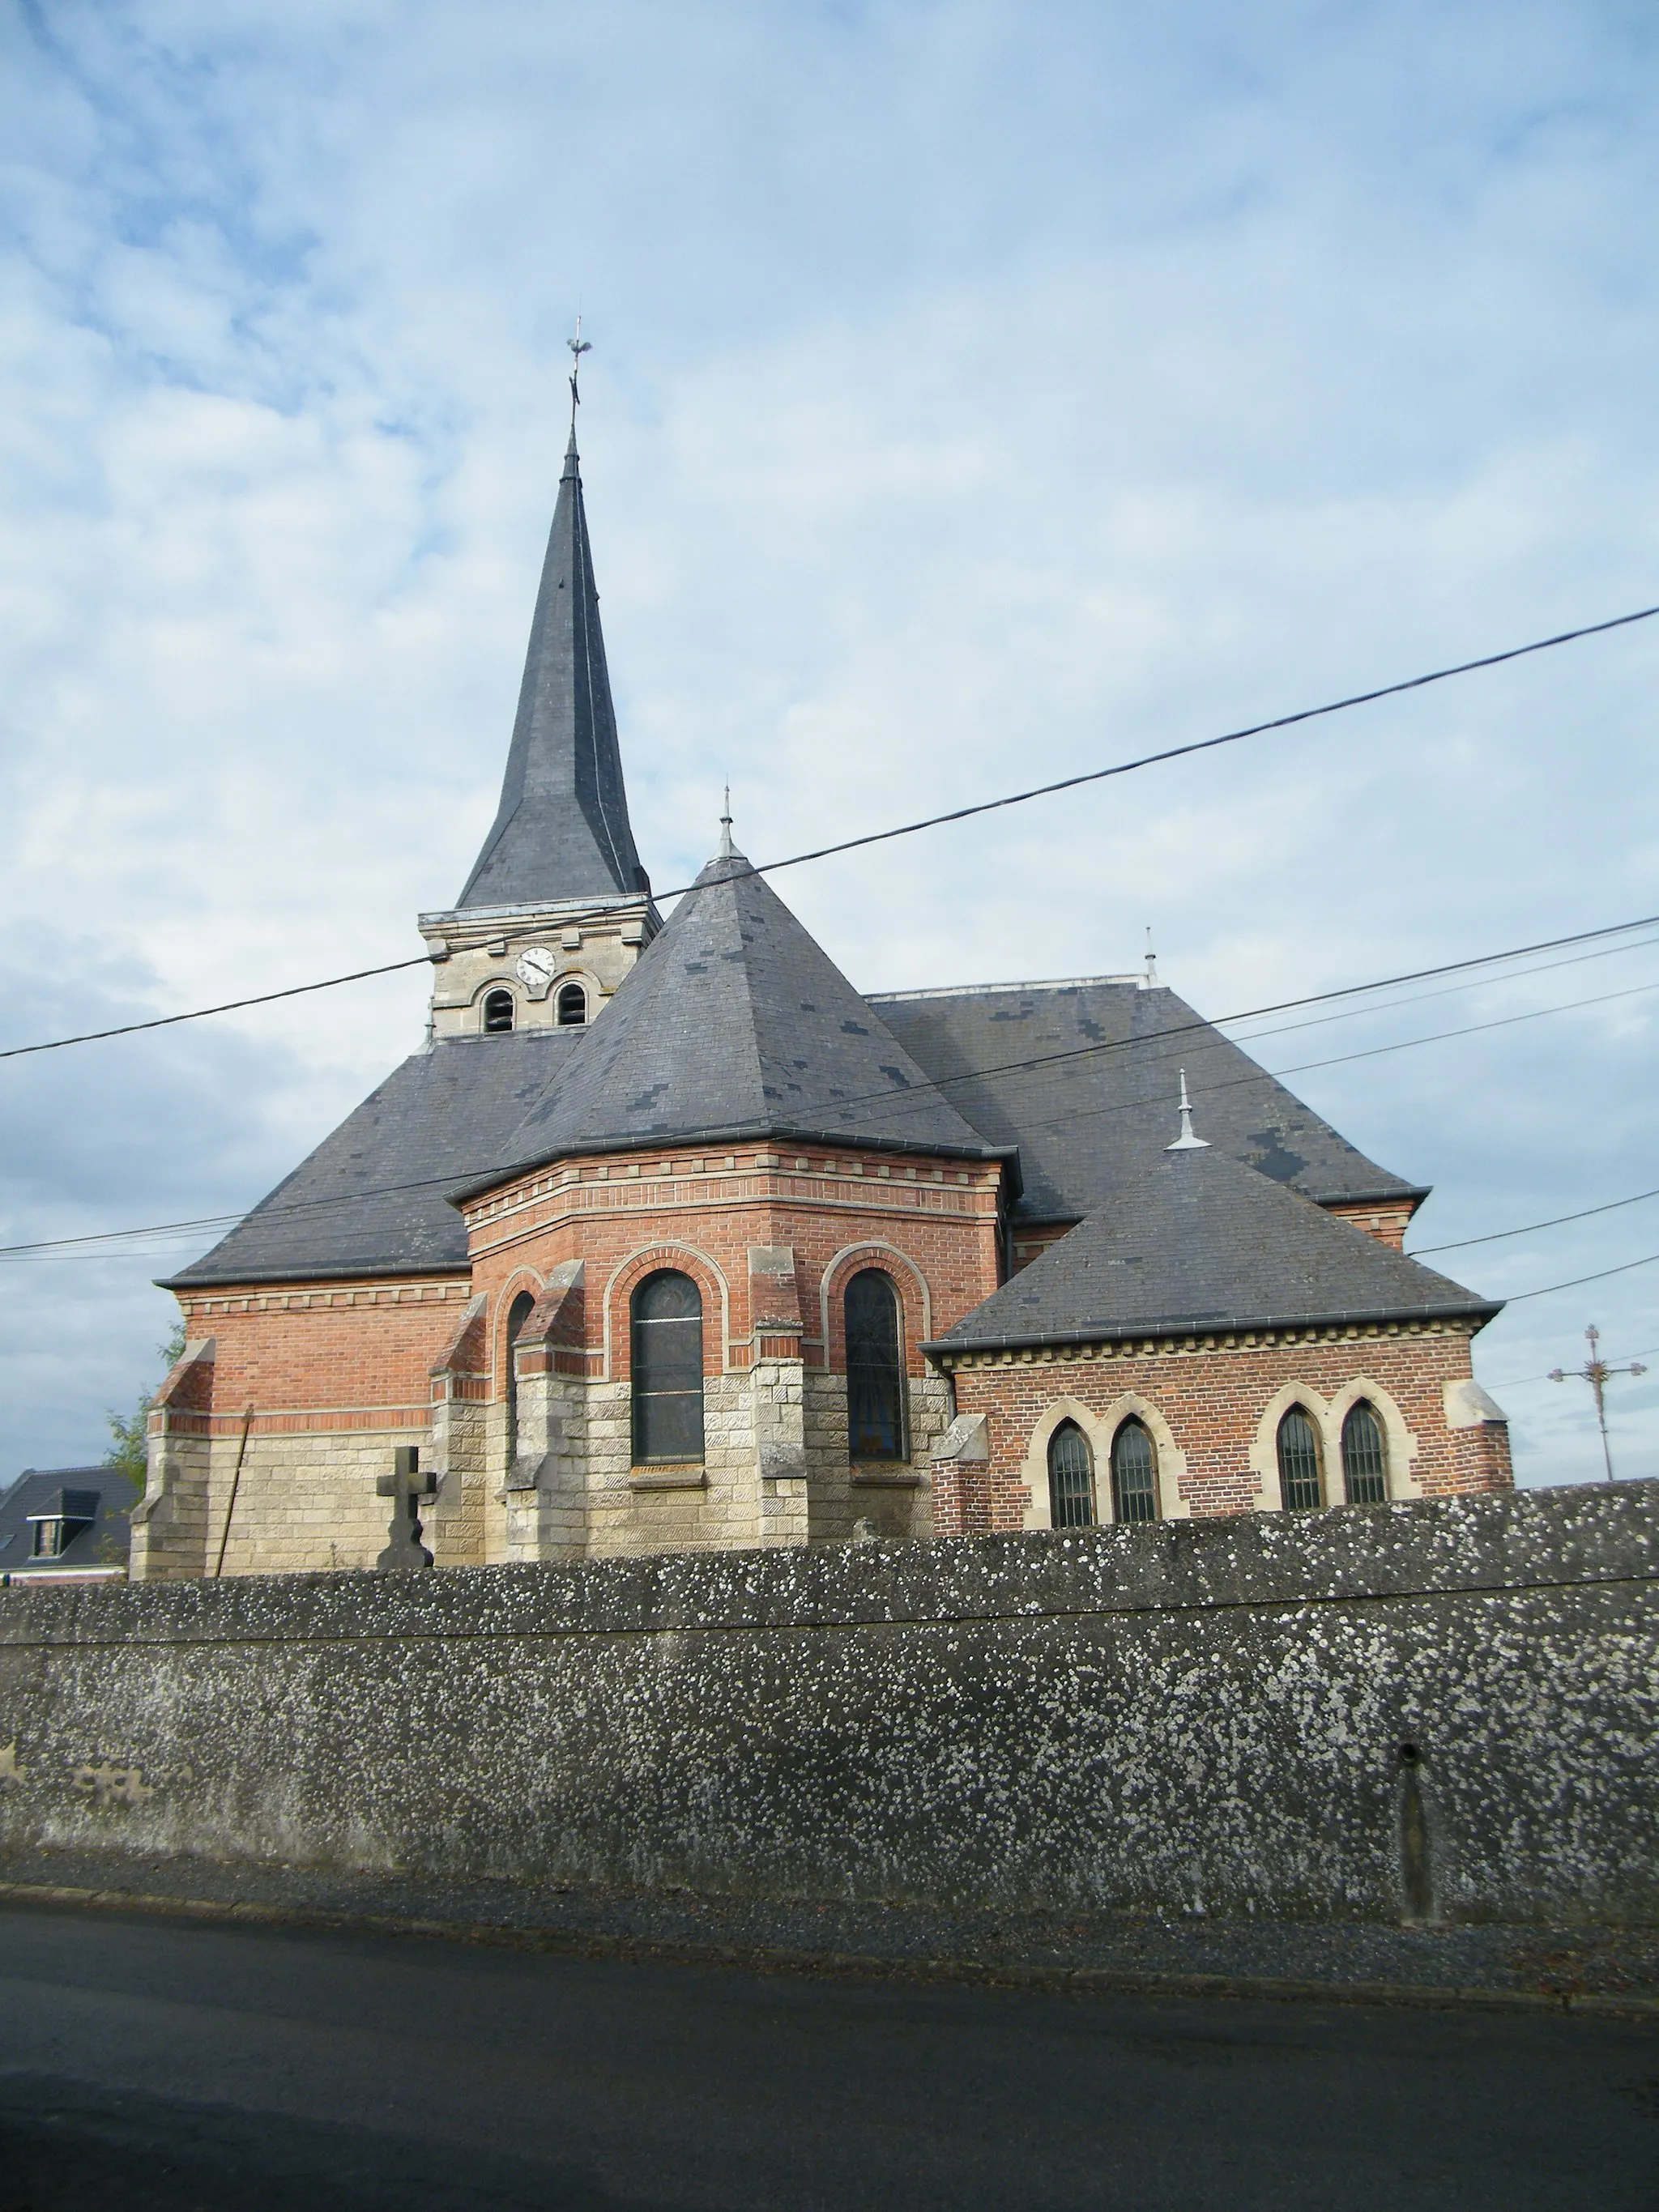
[
  {"x1": 1047, "y1": 1421, "x2": 1094, "y2": 1528},
  {"x1": 505, "y1": 1289, "x2": 536, "y2": 1462},
  {"x1": 1111, "y1": 1418, "x2": 1158, "y2": 1524},
  {"x1": 556, "y1": 982, "x2": 587, "y2": 1026},
  {"x1": 1341, "y1": 1402, "x2": 1388, "y2": 1504},
  {"x1": 631, "y1": 1270, "x2": 705, "y2": 1464},
  {"x1": 846, "y1": 1268, "x2": 905, "y2": 1460},
  {"x1": 483, "y1": 989, "x2": 515, "y2": 1034},
  {"x1": 32, "y1": 1519, "x2": 65, "y2": 1559},
  {"x1": 1277, "y1": 1408, "x2": 1324, "y2": 1511}
]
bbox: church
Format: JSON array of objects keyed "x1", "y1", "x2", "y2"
[{"x1": 130, "y1": 429, "x2": 1513, "y2": 1579}]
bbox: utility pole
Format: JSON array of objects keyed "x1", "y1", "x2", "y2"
[{"x1": 1550, "y1": 1323, "x2": 1647, "y2": 1484}]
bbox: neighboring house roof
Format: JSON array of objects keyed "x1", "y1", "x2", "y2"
[
  {"x1": 454, "y1": 848, "x2": 1008, "y2": 1196},
  {"x1": 456, "y1": 432, "x2": 646, "y2": 907},
  {"x1": 163, "y1": 1029, "x2": 582, "y2": 1288},
  {"x1": 0, "y1": 1468, "x2": 130, "y2": 1576},
  {"x1": 932, "y1": 1140, "x2": 1497, "y2": 1354},
  {"x1": 872, "y1": 978, "x2": 1424, "y2": 1223}
]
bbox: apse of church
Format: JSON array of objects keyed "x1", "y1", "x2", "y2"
[{"x1": 130, "y1": 430, "x2": 1512, "y2": 1580}]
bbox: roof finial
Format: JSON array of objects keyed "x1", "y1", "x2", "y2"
[
  {"x1": 1166, "y1": 1068, "x2": 1210, "y2": 1151},
  {"x1": 1144, "y1": 927, "x2": 1158, "y2": 990},
  {"x1": 567, "y1": 315, "x2": 591, "y2": 432},
  {"x1": 719, "y1": 785, "x2": 736, "y2": 859}
]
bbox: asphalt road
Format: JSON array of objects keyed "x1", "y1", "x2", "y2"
[{"x1": 0, "y1": 1903, "x2": 1653, "y2": 2210}]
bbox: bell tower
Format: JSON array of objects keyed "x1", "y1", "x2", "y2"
[{"x1": 420, "y1": 420, "x2": 658, "y2": 1038}]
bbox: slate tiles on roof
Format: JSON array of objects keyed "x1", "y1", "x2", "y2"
[
  {"x1": 936, "y1": 1142, "x2": 1497, "y2": 1353},
  {"x1": 872, "y1": 980, "x2": 1422, "y2": 1223},
  {"x1": 462, "y1": 852, "x2": 1004, "y2": 1191},
  {"x1": 164, "y1": 1029, "x2": 584, "y2": 1287},
  {"x1": 0, "y1": 1468, "x2": 131, "y2": 1573},
  {"x1": 457, "y1": 433, "x2": 646, "y2": 908}
]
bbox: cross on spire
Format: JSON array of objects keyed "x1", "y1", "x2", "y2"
[
  {"x1": 1550, "y1": 1323, "x2": 1648, "y2": 1483},
  {"x1": 568, "y1": 315, "x2": 591, "y2": 428}
]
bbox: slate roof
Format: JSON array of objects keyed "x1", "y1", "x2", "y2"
[
  {"x1": 0, "y1": 1468, "x2": 130, "y2": 1577},
  {"x1": 452, "y1": 849, "x2": 1007, "y2": 1196},
  {"x1": 163, "y1": 1029, "x2": 582, "y2": 1287},
  {"x1": 456, "y1": 433, "x2": 646, "y2": 907},
  {"x1": 872, "y1": 978, "x2": 1423, "y2": 1225},
  {"x1": 933, "y1": 1140, "x2": 1496, "y2": 1354}
]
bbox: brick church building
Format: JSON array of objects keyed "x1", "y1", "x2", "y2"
[{"x1": 131, "y1": 433, "x2": 1512, "y2": 1579}]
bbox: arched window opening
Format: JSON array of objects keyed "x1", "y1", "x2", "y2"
[
  {"x1": 483, "y1": 989, "x2": 515, "y2": 1034},
  {"x1": 1047, "y1": 1421, "x2": 1095, "y2": 1528},
  {"x1": 1277, "y1": 1408, "x2": 1324, "y2": 1511},
  {"x1": 1111, "y1": 1418, "x2": 1159, "y2": 1524},
  {"x1": 631, "y1": 1270, "x2": 705, "y2": 1464},
  {"x1": 845, "y1": 1269, "x2": 905, "y2": 1460},
  {"x1": 505, "y1": 1289, "x2": 535, "y2": 1463},
  {"x1": 1341, "y1": 1401, "x2": 1388, "y2": 1505},
  {"x1": 557, "y1": 982, "x2": 587, "y2": 1027}
]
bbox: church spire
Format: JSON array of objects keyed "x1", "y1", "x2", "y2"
[{"x1": 456, "y1": 424, "x2": 646, "y2": 908}]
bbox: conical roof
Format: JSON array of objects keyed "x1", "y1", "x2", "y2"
[
  {"x1": 458, "y1": 433, "x2": 645, "y2": 906},
  {"x1": 935, "y1": 1140, "x2": 1498, "y2": 1353},
  {"x1": 452, "y1": 847, "x2": 1006, "y2": 1193}
]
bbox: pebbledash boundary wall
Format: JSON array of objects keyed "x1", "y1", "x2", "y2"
[{"x1": 0, "y1": 1480, "x2": 1654, "y2": 1926}]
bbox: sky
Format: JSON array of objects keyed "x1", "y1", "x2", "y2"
[{"x1": 2, "y1": 0, "x2": 1657, "y2": 1489}]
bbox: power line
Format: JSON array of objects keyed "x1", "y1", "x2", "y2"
[
  {"x1": 696, "y1": 600, "x2": 1659, "y2": 894},
  {"x1": 0, "y1": 954, "x2": 434, "y2": 1062},
  {"x1": 1503, "y1": 1251, "x2": 1659, "y2": 1303},
  {"x1": 4, "y1": 943, "x2": 1658, "y2": 1265},
  {"x1": 1411, "y1": 1187, "x2": 1659, "y2": 1257},
  {"x1": 5, "y1": 603, "x2": 1658, "y2": 1063}
]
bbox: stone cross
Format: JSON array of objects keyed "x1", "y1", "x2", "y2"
[{"x1": 376, "y1": 1446, "x2": 436, "y2": 1571}]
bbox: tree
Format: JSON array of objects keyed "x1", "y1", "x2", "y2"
[{"x1": 104, "y1": 1322, "x2": 188, "y2": 1496}]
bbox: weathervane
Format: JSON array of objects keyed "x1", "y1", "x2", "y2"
[
  {"x1": 568, "y1": 316, "x2": 592, "y2": 427},
  {"x1": 1550, "y1": 1323, "x2": 1648, "y2": 1483}
]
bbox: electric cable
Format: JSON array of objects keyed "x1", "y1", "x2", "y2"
[
  {"x1": 5, "y1": 603, "x2": 1658, "y2": 1063},
  {"x1": 3, "y1": 961, "x2": 1656, "y2": 1264},
  {"x1": 1410, "y1": 1187, "x2": 1659, "y2": 1257}
]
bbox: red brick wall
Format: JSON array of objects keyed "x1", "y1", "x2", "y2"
[
  {"x1": 168, "y1": 1278, "x2": 472, "y2": 1440},
  {"x1": 462, "y1": 1143, "x2": 1004, "y2": 1388},
  {"x1": 943, "y1": 1324, "x2": 1510, "y2": 1532}
]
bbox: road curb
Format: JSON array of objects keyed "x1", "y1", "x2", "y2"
[{"x1": 2, "y1": 1877, "x2": 1655, "y2": 2022}]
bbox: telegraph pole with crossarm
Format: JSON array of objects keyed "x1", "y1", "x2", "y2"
[{"x1": 1550, "y1": 1323, "x2": 1648, "y2": 1484}]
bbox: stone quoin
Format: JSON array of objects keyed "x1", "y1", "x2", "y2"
[{"x1": 130, "y1": 428, "x2": 1512, "y2": 1578}]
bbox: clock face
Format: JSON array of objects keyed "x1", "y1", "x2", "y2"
[{"x1": 516, "y1": 945, "x2": 557, "y2": 989}]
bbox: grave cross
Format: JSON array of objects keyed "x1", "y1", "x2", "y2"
[{"x1": 376, "y1": 1446, "x2": 437, "y2": 1571}]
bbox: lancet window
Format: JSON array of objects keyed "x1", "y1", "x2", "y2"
[
  {"x1": 1047, "y1": 1421, "x2": 1095, "y2": 1528},
  {"x1": 1340, "y1": 1402, "x2": 1388, "y2": 1504},
  {"x1": 1277, "y1": 1408, "x2": 1324, "y2": 1511},
  {"x1": 505, "y1": 1289, "x2": 535, "y2": 1464},
  {"x1": 1110, "y1": 1418, "x2": 1159, "y2": 1524},
  {"x1": 631, "y1": 1271, "x2": 705, "y2": 1464},
  {"x1": 845, "y1": 1269, "x2": 905, "y2": 1460}
]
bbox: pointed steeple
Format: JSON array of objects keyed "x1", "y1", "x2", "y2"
[{"x1": 457, "y1": 432, "x2": 646, "y2": 907}]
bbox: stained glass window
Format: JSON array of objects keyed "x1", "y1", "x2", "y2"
[
  {"x1": 505, "y1": 1289, "x2": 535, "y2": 1462},
  {"x1": 1048, "y1": 1421, "x2": 1094, "y2": 1528},
  {"x1": 1277, "y1": 1408, "x2": 1323, "y2": 1511},
  {"x1": 632, "y1": 1271, "x2": 705, "y2": 1464},
  {"x1": 1341, "y1": 1402, "x2": 1388, "y2": 1505},
  {"x1": 846, "y1": 1269, "x2": 905, "y2": 1460},
  {"x1": 1111, "y1": 1419, "x2": 1158, "y2": 1524}
]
